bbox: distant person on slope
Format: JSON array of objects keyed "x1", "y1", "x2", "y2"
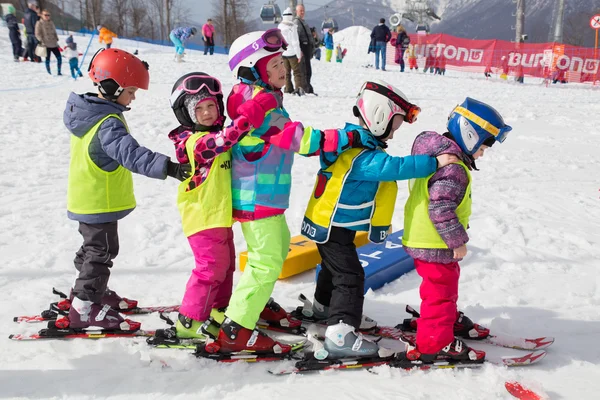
[
  {"x1": 98, "y1": 25, "x2": 118, "y2": 49},
  {"x1": 197, "y1": 29, "x2": 378, "y2": 359},
  {"x1": 392, "y1": 24, "x2": 410, "y2": 72},
  {"x1": 202, "y1": 19, "x2": 215, "y2": 55},
  {"x1": 4, "y1": 5, "x2": 23, "y2": 62},
  {"x1": 323, "y1": 28, "x2": 334, "y2": 62},
  {"x1": 397, "y1": 98, "x2": 512, "y2": 367},
  {"x1": 163, "y1": 73, "x2": 278, "y2": 341},
  {"x1": 23, "y1": 0, "x2": 41, "y2": 62},
  {"x1": 301, "y1": 79, "x2": 455, "y2": 360},
  {"x1": 370, "y1": 18, "x2": 391, "y2": 71},
  {"x1": 63, "y1": 35, "x2": 83, "y2": 79},
  {"x1": 278, "y1": 7, "x2": 305, "y2": 95},
  {"x1": 35, "y1": 9, "x2": 61, "y2": 75},
  {"x1": 295, "y1": 4, "x2": 315, "y2": 93},
  {"x1": 60, "y1": 49, "x2": 190, "y2": 333},
  {"x1": 170, "y1": 26, "x2": 197, "y2": 62}
]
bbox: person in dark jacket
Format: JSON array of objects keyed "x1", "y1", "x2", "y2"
[
  {"x1": 370, "y1": 18, "x2": 391, "y2": 71},
  {"x1": 296, "y1": 4, "x2": 315, "y2": 93},
  {"x1": 23, "y1": 0, "x2": 41, "y2": 62},
  {"x1": 392, "y1": 25, "x2": 410, "y2": 72},
  {"x1": 4, "y1": 5, "x2": 22, "y2": 62},
  {"x1": 62, "y1": 48, "x2": 190, "y2": 332}
]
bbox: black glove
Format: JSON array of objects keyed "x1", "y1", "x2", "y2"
[{"x1": 166, "y1": 160, "x2": 191, "y2": 182}]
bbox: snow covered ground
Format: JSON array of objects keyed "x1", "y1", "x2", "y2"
[{"x1": 1, "y1": 26, "x2": 600, "y2": 399}]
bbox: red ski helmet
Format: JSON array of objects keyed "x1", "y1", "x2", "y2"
[{"x1": 88, "y1": 48, "x2": 150, "y2": 101}]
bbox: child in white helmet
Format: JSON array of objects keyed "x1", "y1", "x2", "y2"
[
  {"x1": 301, "y1": 79, "x2": 457, "y2": 359},
  {"x1": 200, "y1": 29, "x2": 380, "y2": 358}
]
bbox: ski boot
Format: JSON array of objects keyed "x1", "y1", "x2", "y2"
[
  {"x1": 55, "y1": 297, "x2": 140, "y2": 331},
  {"x1": 292, "y1": 294, "x2": 378, "y2": 331},
  {"x1": 175, "y1": 312, "x2": 220, "y2": 339},
  {"x1": 258, "y1": 297, "x2": 303, "y2": 334},
  {"x1": 59, "y1": 288, "x2": 138, "y2": 313},
  {"x1": 400, "y1": 305, "x2": 490, "y2": 340},
  {"x1": 202, "y1": 317, "x2": 292, "y2": 356},
  {"x1": 319, "y1": 321, "x2": 394, "y2": 360},
  {"x1": 392, "y1": 336, "x2": 485, "y2": 368},
  {"x1": 101, "y1": 288, "x2": 138, "y2": 311}
]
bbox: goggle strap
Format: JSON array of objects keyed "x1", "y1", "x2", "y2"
[
  {"x1": 364, "y1": 82, "x2": 419, "y2": 122},
  {"x1": 453, "y1": 106, "x2": 500, "y2": 137}
]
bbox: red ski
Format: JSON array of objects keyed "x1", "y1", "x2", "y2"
[
  {"x1": 9, "y1": 328, "x2": 155, "y2": 341},
  {"x1": 505, "y1": 381, "x2": 548, "y2": 400}
]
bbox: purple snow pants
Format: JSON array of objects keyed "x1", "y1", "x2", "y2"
[{"x1": 179, "y1": 227, "x2": 236, "y2": 321}]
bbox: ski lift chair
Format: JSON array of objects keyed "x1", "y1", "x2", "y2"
[
  {"x1": 321, "y1": 18, "x2": 339, "y2": 32},
  {"x1": 416, "y1": 23, "x2": 430, "y2": 34},
  {"x1": 260, "y1": 2, "x2": 282, "y2": 24}
]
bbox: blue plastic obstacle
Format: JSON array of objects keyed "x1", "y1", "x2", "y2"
[{"x1": 315, "y1": 230, "x2": 414, "y2": 294}]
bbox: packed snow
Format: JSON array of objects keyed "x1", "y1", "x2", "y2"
[{"x1": 1, "y1": 25, "x2": 600, "y2": 399}]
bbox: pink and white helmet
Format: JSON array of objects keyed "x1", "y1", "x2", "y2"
[{"x1": 353, "y1": 80, "x2": 421, "y2": 138}]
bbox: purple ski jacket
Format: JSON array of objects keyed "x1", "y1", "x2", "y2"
[{"x1": 403, "y1": 131, "x2": 473, "y2": 264}]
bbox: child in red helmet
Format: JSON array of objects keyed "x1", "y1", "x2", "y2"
[{"x1": 59, "y1": 48, "x2": 191, "y2": 333}]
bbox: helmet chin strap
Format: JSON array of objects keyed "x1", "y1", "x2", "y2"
[{"x1": 239, "y1": 67, "x2": 274, "y2": 91}]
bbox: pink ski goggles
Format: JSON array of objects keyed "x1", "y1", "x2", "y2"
[
  {"x1": 228, "y1": 29, "x2": 288, "y2": 71},
  {"x1": 170, "y1": 74, "x2": 222, "y2": 107}
]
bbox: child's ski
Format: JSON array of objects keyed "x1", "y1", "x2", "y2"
[
  {"x1": 371, "y1": 326, "x2": 554, "y2": 351},
  {"x1": 9, "y1": 328, "x2": 155, "y2": 341},
  {"x1": 290, "y1": 294, "x2": 554, "y2": 351},
  {"x1": 195, "y1": 340, "x2": 306, "y2": 363},
  {"x1": 14, "y1": 304, "x2": 180, "y2": 323},
  {"x1": 269, "y1": 350, "x2": 546, "y2": 375},
  {"x1": 13, "y1": 288, "x2": 179, "y2": 323}
]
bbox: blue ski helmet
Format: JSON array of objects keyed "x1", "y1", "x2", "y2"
[{"x1": 447, "y1": 98, "x2": 512, "y2": 155}]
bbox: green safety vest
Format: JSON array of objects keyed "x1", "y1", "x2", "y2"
[
  {"x1": 402, "y1": 161, "x2": 472, "y2": 249},
  {"x1": 177, "y1": 131, "x2": 233, "y2": 237},
  {"x1": 67, "y1": 114, "x2": 136, "y2": 215}
]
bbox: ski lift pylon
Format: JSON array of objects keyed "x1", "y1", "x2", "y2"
[{"x1": 260, "y1": 1, "x2": 282, "y2": 24}]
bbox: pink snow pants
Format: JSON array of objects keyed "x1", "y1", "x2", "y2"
[
  {"x1": 179, "y1": 227, "x2": 236, "y2": 321},
  {"x1": 414, "y1": 259, "x2": 460, "y2": 354}
]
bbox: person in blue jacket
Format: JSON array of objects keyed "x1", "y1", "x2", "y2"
[
  {"x1": 61, "y1": 48, "x2": 190, "y2": 333},
  {"x1": 301, "y1": 79, "x2": 457, "y2": 360},
  {"x1": 323, "y1": 28, "x2": 334, "y2": 62},
  {"x1": 170, "y1": 26, "x2": 197, "y2": 62}
]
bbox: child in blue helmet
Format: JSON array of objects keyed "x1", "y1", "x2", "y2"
[{"x1": 398, "y1": 98, "x2": 512, "y2": 366}]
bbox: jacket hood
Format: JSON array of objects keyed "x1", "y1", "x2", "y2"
[
  {"x1": 411, "y1": 131, "x2": 471, "y2": 164},
  {"x1": 63, "y1": 92, "x2": 128, "y2": 138}
]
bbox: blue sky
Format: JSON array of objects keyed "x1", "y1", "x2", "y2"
[{"x1": 183, "y1": 0, "x2": 321, "y2": 24}]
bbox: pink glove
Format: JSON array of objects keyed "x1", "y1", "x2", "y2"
[{"x1": 236, "y1": 92, "x2": 279, "y2": 128}]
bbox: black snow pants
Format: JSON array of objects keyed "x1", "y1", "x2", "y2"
[
  {"x1": 314, "y1": 226, "x2": 364, "y2": 329},
  {"x1": 72, "y1": 221, "x2": 120, "y2": 303}
]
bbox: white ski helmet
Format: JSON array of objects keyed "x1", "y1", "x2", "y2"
[
  {"x1": 228, "y1": 29, "x2": 287, "y2": 80},
  {"x1": 353, "y1": 80, "x2": 421, "y2": 138}
]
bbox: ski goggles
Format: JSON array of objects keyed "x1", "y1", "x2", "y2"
[
  {"x1": 364, "y1": 81, "x2": 421, "y2": 123},
  {"x1": 170, "y1": 75, "x2": 222, "y2": 107},
  {"x1": 228, "y1": 29, "x2": 288, "y2": 71},
  {"x1": 452, "y1": 106, "x2": 511, "y2": 143}
]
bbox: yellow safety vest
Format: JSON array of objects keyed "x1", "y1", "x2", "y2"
[
  {"x1": 402, "y1": 161, "x2": 472, "y2": 248},
  {"x1": 303, "y1": 148, "x2": 397, "y2": 244},
  {"x1": 67, "y1": 114, "x2": 135, "y2": 215},
  {"x1": 177, "y1": 131, "x2": 233, "y2": 237}
]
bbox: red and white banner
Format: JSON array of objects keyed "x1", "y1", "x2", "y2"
[{"x1": 386, "y1": 33, "x2": 599, "y2": 83}]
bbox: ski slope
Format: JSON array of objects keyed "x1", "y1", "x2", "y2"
[{"x1": 1, "y1": 26, "x2": 600, "y2": 399}]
